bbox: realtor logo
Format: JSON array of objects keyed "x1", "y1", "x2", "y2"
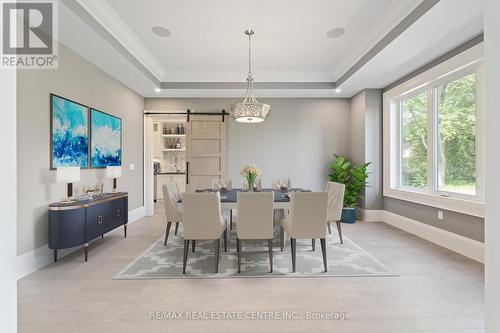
[{"x1": 1, "y1": 0, "x2": 58, "y2": 69}]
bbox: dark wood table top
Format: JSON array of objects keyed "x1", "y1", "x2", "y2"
[{"x1": 193, "y1": 188, "x2": 310, "y2": 203}]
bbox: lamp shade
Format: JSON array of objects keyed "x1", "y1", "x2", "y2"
[
  {"x1": 56, "y1": 167, "x2": 80, "y2": 183},
  {"x1": 106, "y1": 166, "x2": 122, "y2": 178}
]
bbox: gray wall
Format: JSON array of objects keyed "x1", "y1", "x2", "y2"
[
  {"x1": 384, "y1": 198, "x2": 484, "y2": 242},
  {"x1": 17, "y1": 44, "x2": 144, "y2": 256},
  {"x1": 145, "y1": 98, "x2": 351, "y2": 191},
  {"x1": 349, "y1": 89, "x2": 383, "y2": 210}
]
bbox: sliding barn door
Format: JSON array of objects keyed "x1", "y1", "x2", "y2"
[{"x1": 186, "y1": 115, "x2": 226, "y2": 191}]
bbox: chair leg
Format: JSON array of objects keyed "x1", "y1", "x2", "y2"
[
  {"x1": 164, "y1": 222, "x2": 172, "y2": 246},
  {"x1": 215, "y1": 239, "x2": 220, "y2": 273},
  {"x1": 336, "y1": 221, "x2": 344, "y2": 244},
  {"x1": 328, "y1": 221, "x2": 332, "y2": 234},
  {"x1": 230, "y1": 209, "x2": 233, "y2": 230},
  {"x1": 268, "y1": 239, "x2": 273, "y2": 273},
  {"x1": 312, "y1": 238, "x2": 315, "y2": 251},
  {"x1": 223, "y1": 228, "x2": 227, "y2": 252},
  {"x1": 182, "y1": 240, "x2": 189, "y2": 274},
  {"x1": 175, "y1": 222, "x2": 179, "y2": 235},
  {"x1": 237, "y1": 238, "x2": 241, "y2": 273},
  {"x1": 192, "y1": 240, "x2": 196, "y2": 252},
  {"x1": 280, "y1": 226, "x2": 284, "y2": 251},
  {"x1": 320, "y1": 238, "x2": 327, "y2": 272},
  {"x1": 290, "y1": 238, "x2": 296, "y2": 273}
]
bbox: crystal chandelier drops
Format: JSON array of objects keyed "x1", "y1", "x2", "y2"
[{"x1": 230, "y1": 29, "x2": 270, "y2": 123}]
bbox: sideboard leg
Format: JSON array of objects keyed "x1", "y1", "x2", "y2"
[
  {"x1": 84, "y1": 243, "x2": 89, "y2": 262},
  {"x1": 54, "y1": 249, "x2": 58, "y2": 262},
  {"x1": 124, "y1": 224, "x2": 127, "y2": 238}
]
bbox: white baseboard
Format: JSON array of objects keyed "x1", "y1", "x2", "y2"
[
  {"x1": 382, "y1": 210, "x2": 484, "y2": 263},
  {"x1": 128, "y1": 206, "x2": 146, "y2": 224},
  {"x1": 16, "y1": 206, "x2": 145, "y2": 280}
]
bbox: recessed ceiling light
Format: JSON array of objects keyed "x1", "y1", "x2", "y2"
[
  {"x1": 326, "y1": 28, "x2": 346, "y2": 39},
  {"x1": 154, "y1": 87, "x2": 161, "y2": 93},
  {"x1": 152, "y1": 26, "x2": 171, "y2": 37},
  {"x1": 335, "y1": 88, "x2": 342, "y2": 93}
]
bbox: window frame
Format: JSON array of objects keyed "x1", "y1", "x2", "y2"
[{"x1": 383, "y1": 44, "x2": 484, "y2": 217}]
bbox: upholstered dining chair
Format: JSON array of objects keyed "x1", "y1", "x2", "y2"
[
  {"x1": 236, "y1": 192, "x2": 274, "y2": 273},
  {"x1": 280, "y1": 192, "x2": 329, "y2": 272},
  {"x1": 325, "y1": 181, "x2": 346, "y2": 244},
  {"x1": 212, "y1": 178, "x2": 232, "y2": 191},
  {"x1": 182, "y1": 192, "x2": 227, "y2": 274},
  {"x1": 162, "y1": 183, "x2": 183, "y2": 246},
  {"x1": 212, "y1": 178, "x2": 235, "y2": 229},
  {"x1": 272, "y1": 178, "x2": 291, "y2": 190}
]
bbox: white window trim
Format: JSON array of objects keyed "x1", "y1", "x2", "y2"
[{"x1": 383, "y1": 43, "x2": 485, "y2": 218}]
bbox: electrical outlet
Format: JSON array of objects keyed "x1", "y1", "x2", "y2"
[
  {"x1": 129, "y1": 164, "x2": 135, "y2": 170},
  {"x1": 438, "y1": 211, "x2": 444, "y2": 220}
]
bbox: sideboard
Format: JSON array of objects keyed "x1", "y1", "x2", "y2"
[{"x1": 49, "y1": 192, "x2": 128, "y2": 262}]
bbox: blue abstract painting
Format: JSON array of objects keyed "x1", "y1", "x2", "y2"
[
  {"x1": 51, "y1": 95, "x2": 89, "y2": 169},
  {"x1": 90, "y1": 109, "x2": 122, "y2": 168}
]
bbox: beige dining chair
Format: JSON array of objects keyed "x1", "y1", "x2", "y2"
[
  {"x1": 182, "y1": 192, "x2": 227, "y2": 274},
  {"x1": 271, "y1": 178, "x2": 291, "y2": 190},
  {"x1": 162, "y1": 183, "x2": 183, "y2": 246},
  {"x1": 280, "y1": 192, "x2": 329, "y2": 272},
  {"x1": 212, "y1": 178, "x2": 234, "y2": 229},
  {"x1": 236, "y1": 192, "x2": 274, "y2": 273},
  {"x1": 212, "y1": 178, "x2": 232, "y2": 191},
  {"x1": 325, "y1": 181, "x2": 346, "y2": 244}
]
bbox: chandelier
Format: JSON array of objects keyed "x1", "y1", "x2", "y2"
[{"x1": 230, "y1": 29, "x2": 270, "y2": 123}]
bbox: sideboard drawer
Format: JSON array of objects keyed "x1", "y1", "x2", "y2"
[
  {"x1": 85, "y1": 204, "x2": 104, "y2": 241},
  {"x1": 106, "y1": 198, "x2": 125, "y2": 230}
]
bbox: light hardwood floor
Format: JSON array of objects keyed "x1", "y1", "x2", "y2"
[{"x1": 18, "y1": 204, "x2": 484, "y2": 333}]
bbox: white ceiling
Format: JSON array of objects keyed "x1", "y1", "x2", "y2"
[
  {"x1": 105, "y1": 0, "x2": 417, "y2": 82},
  {"x1": 58, "y1": 0, "x2": 484, "y2": 98}
]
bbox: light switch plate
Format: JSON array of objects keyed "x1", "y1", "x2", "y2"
[{"x1": 129, "y1": 164, "x2": 135, "y2": 170}]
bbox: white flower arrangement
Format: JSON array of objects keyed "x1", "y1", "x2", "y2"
[
  {"x1": 240, "y1": 164, "x2": 261, "y2": 191},
  {"x1": 240, "y1": 164, "x2": 261, "y2": 177}
]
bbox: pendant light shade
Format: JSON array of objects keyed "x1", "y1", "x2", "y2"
[{"x1": 230, "y1": 29, "x2": 270, "y2": 123}]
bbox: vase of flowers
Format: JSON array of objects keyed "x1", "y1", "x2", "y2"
[{"x1": 240, "y1": 164, "x2": 261, "y2": 191}]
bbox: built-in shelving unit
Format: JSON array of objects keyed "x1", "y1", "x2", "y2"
[
  {"x1": 161, "y1": 134, "x2": 186, "y2": 137},
  {"x1": 162, "y1": 148, "x2": 186, "y2": 152},
  {"x1": 153, "y1": 117, "x2": 188, "y2": 200}
]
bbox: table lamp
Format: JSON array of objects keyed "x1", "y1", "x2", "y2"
[
  {"x1": 56, "y1": 166, "x2": 80, "y2": 200},
  {"x1": 106, "y1": 166, "x2": 122, "y2": 192}
]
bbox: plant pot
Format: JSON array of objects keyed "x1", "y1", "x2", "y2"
[{"x1": 341, "y1": 207, "x2": 356, "y2": 224}]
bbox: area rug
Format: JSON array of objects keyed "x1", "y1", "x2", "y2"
[{"x1": 114, "y1": 227, "x2": 395, "y2": 279}]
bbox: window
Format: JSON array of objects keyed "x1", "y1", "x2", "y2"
[
  {"x1": 395, "y1": 68, "x2": 481, "y2": 200},
  {"x1": 400, "y1": 92, "x2": 428, "y2": 189},
  {"x1": 384, "y1": 46, "x2": 484, "y2": 217},
  {"x1": 436, "y1": 73, "x2": 476, "y2": 195}
]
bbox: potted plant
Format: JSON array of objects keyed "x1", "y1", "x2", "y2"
[{"x1": 329, "y1": 155, "x2": 370, "y2": 223}]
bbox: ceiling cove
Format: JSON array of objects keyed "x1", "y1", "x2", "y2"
[{"x1": 72, "y1": 0, "x2": 436, "y2": 88}]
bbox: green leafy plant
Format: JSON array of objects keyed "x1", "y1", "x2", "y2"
[{"x1": 329, "y1": 155, "x2": 371, "y2": 208}]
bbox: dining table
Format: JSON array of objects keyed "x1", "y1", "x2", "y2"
[
  {"x1": 183, "y1": 188, "x2": 311, "y2": 246},
  {"x1": 192, "y1": 188, "x2": 310, "y2": 224},
  {"x1": 214, "y1": 188, "x2": 309, "y2": 210}
]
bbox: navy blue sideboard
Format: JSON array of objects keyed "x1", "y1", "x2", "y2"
[{"x1": 49, "y1": 192, "x2": 128, "y2": 262}]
